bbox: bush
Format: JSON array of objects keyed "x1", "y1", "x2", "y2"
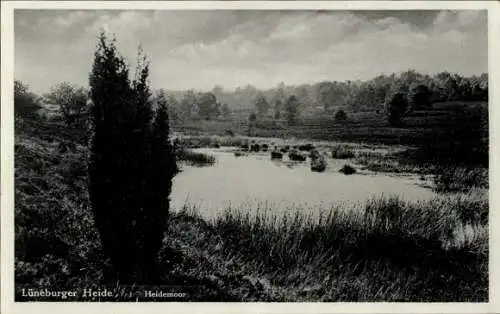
[{"x1": 88, "y1": 32, "x2": 176, "y2": 284}]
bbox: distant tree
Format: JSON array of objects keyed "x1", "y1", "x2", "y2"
[
  {"x1": 396, "y1": 69, "x2": 422, "y2": 94},
  {"x1": 334, "y1": 109, "x2": 347, "y2": 122},
  {"x1": 154, "y1": 89, "x2": 180, "y2": 124},
  {"x1": 88, "y1": 31, "x2": 176, "y2": 284},
  {"x1": 254, "y1": 93, "x2": 270, "y2": 117},
  {"x1": 167, "y1": 93, "x2": 182, "y2": 123},
  {"x1": 273, "y1": 99, "x2": 282, "y2": 120},
  {"x1": 371, "y1": 75, "x2": 393, "y2": 104},
  {"x1": 273, "y1": 82, "x2": 286, "y2": 119},
  {"x1": 213, "y1": 102, "x2": 222, "y2": 119},
  {"x1": 14, "y1": 80, "x2": 42, "y2": 118},
  {"x1": 180, "y1": 90, "x2": 197, "y2": 119},
  {"x1": 211, "y1": 84, "x2": 224, "y2": 98},
  {"x1": 198, "y1": 92, "x2": 218, "y2": 120},
  {"x1": 295, "y1": 85, "x2": 312, "y2": 110},
  {"x1": 352, "y1": 82, "x2": 377, "y2": 111},
  {"x1": 408, "y1": 83, "x2": 431, "y2": 111},
  {"x1": 385, "y1": 92, "x2": 408, "y2": 126},
  {"x1": 221, "y1": 103, "x2": 231, "y2": 118},
  {"x1": 45, "y1": 82, "x2": 88, "y2": 128},
  {"x1": 285, "y1": 94, "x2": 300, "y2": 125},
  {"x1": 317, "y1": 81, "x2": 345, "y2": 113}
]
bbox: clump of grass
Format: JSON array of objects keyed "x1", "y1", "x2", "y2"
[
  {"x1": 433, "y1": 167, "x2": 488, "y2": 193},
  {"x1": 339, "y1": 164, "x2": 356, "y2": 175},
  {"x1": 177, "y1": 135, "x2": 245, "y2": 148},
  {"x1": 310, "y1": 155, "x2": 327, "y2": 172},
  {"x1": 288, "y1": 150, "x2": 307, "y2": 161},
  {"x1": 176, "y1": 148, "x2": 216, "y2": 167},
  {"x1": 354, "y1": 155, "x2": 436, "y2": 175},
  {"x1": 331, "y1": 145, "x2": 355, "y2": 159},
  {"x1": 271, "y1": 151, "x2": 283, "y2": 160}
]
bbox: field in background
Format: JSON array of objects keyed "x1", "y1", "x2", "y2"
[{"x1": 174, "y1": 101, "x2": 486, "y2": 144}]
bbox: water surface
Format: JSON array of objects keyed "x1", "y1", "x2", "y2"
[{"x1": 171, "y1": 148, "x2": 436, "y2": 219}]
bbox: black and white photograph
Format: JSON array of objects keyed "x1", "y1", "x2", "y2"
[{"x1": 1, "y1": 0, "x2": 497, "y2": 309}]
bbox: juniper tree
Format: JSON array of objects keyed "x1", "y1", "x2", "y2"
[{"x1": 88, "y1": 32, "x2": 176, "y2": 284}]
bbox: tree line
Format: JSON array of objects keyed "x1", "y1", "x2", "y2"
[
  {"x1": 15, "y1": 63, "x2": 488, "y2": 130},
  {"x1": 159, "y1": 69, "x2": 488, "y2": 125}
]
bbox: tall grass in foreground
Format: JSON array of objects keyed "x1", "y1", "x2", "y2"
[{"x1": 208, "y1": 191, "x2": 488, "y2": 301}]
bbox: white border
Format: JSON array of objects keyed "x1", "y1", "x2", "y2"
[{"x1": 1, "y1": 1, "x2": 499, "y2": 313}]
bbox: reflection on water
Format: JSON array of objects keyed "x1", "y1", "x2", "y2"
[{"x1": 171, "y1": 148, "x2": 437, "y2": 219}]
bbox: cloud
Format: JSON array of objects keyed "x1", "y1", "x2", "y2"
[{"x1": 14, "y1": 10, "x2": 487, "y2": 93}]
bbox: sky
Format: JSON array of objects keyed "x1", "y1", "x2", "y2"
[{"x1": 14, "y1": 9, "x2": 488, "y2": 94}]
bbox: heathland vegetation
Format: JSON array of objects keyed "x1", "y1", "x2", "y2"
[{"x1": 14, "y1": 32, "x2": 488, "y2": 301}]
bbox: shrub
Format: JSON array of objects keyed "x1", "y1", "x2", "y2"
[{"x1": 88, "y1": 32, "x2": 176, "y2": 284}]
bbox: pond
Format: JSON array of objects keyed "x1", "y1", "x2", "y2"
[{"x1": 170, "y1": 148, "x2": 437, "y2": 219}]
